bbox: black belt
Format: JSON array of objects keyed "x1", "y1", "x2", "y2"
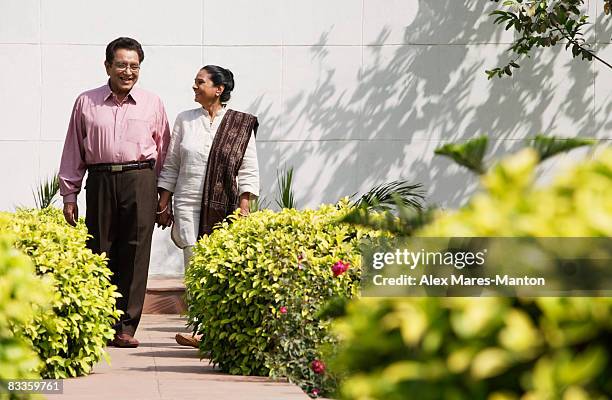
[{"x1": 88, "y1": 159, "x2": 155, "y2": 173}]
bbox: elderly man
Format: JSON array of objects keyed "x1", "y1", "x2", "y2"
[{"x1": 59, "y1": 37, "x2": 170, "y2": 348}]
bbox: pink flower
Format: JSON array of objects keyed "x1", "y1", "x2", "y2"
[
  {"x1": 311, "y1": 359, "x2": 326, "y2": 375},
  {"x1": 311, "y1": 388, "x2": 320, "y2": 397},
  {"x1": 297, "y1": 253, "x2": 306, "y2": 269},
  {"x1": 331, "y1": 260, "x2": 350, "y2": 277},
  {"x1": 279, "y1": 306, "x2": 288, "y2": 314}
]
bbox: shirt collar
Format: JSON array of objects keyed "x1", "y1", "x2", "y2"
[
  {"x1": 103, "y1": 80, "x2": 139, "y2": 104},
  {"x1": 202, "y1": 105, "x2": 227, "y2": 119}
]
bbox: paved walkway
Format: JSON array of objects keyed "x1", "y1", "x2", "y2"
[{"x1": 59, "y1": 314, "x2": 308, "y2": 400}]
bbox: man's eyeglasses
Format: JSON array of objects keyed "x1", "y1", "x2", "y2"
[{"x1": 113, "y1": 62, "x2": 141, "y2": 72}]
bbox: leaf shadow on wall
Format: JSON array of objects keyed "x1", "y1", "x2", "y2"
[{"x1": 252, "y1": 0, "x2": 596, "y2": 210}]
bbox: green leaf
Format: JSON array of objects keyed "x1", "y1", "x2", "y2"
[
  {"x1": 275, "y1": 166, "x2": 296, "y2": 209},
  {"x1": 32, "y1": 173, "x2": 60, "y2": 209},
  {"x1": 527, "y1": 134, "x2": 596, "y2": 162},
  {"x1": 435, "y1": 136, "x2": 489, "y2": 174},
  {"x1": 352, "y1": 181, "x2": 425, "y2": 212}
]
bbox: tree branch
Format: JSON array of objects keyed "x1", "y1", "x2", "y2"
[{"x1": 550, "y1": 21, "x2": 612, "y2": 69}]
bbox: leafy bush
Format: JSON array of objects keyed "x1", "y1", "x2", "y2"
[
  {"x1": 333, "y1": 148, "x2": 612, "y2": 399},
  {"x1": 185, "y1": 201, "x2": 382, "y2": 396},
  {"x1": 0, "y1": 226, "x2": 52, "y2": 399},
  {"x1": 423, "y1": 148, "x2": 611, "y2": 237},
  {"x1": 0, "y1": 208, "x2": 120, "y2": 379}
]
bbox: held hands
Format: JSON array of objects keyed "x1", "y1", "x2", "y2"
[
  {"x1": 63, "y1": 202, "x2": 79, "y2": 227},
  {"x1": 156, "y1": 188, "x2": 173, "y2": 229},
  {"x1": 156, "y1": 202, "x2": 174, "y2": 229}
]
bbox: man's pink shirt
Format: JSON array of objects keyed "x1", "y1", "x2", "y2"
[{"x1": 59, "y1": 84, "x2": 170, "y2": 203}]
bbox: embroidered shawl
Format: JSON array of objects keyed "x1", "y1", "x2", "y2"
[{"x1": 198, "y1": 109, "x2": 258, "y2": 237}]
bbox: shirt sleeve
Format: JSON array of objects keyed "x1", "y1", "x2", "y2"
[
  {"x1": 154, "y1": 98, "x2": 171, "y2": 176},
  {"x1": 58, "y1": 96, "x2": 87, "y2": 204},
  {"x1": 157, "y1": 114, "x2": 183, "y2": 193},
  {"x1": 237, "y1": 131, "x2": 259, "y2": 197}
]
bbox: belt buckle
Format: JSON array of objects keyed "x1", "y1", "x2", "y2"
[{"x1": 111, "y1": 165, "x2": 123, "y2": 172}]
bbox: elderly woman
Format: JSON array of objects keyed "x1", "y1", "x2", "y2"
[{"x1": 156, "y1": 65, "x2": 259, "y2": 347}]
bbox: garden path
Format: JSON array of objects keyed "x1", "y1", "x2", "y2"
[{"x1": 58, "y1": 314, "x2": 308, "y2": 400}]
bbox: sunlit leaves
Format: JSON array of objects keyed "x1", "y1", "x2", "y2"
[
  {"x1": 185, "y1": 202, "x2": 384, "y2": 395},
  {"x1": 334, "y1": 148, "x2": 612, "y2": 399},
  {"x1": 0, "y1": 231, "x2": 52, "y2": 383},
  {"x1": 487, "y1": 0, "x2": 606, "y2": 79},
  {"x1": 1, "y1": 208, "x2": 120, "y2": 379}
]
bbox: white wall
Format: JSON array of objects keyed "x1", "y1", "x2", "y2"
[{"x1": 1, "y1": 0, "x2": 610, "y2": 275}]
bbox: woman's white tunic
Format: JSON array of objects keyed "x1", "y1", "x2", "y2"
[{"x1": 157, "y1": 107, "x2": 259, "y2": 248}]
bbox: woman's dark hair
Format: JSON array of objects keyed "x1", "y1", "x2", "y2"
[
  {"x1": 105, "y1": 37, "x2": 145, "y2": 65},
  {"x1": 202, "y1": 65, "x2": 235, "y2": 103}
]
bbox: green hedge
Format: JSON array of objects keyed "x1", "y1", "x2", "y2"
[
  {"x1": 0, "y1": 224, "x2": 52, "y2": 399},
  {"x1": 0, "y1": 208, "x2": 120, "y2": 379},
  {"x1": 333, "y1": 148, "x2": 612, "y2": 399},
  {"x1": 185, "y1": 201, "x2": 381, "y2": 396}
]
